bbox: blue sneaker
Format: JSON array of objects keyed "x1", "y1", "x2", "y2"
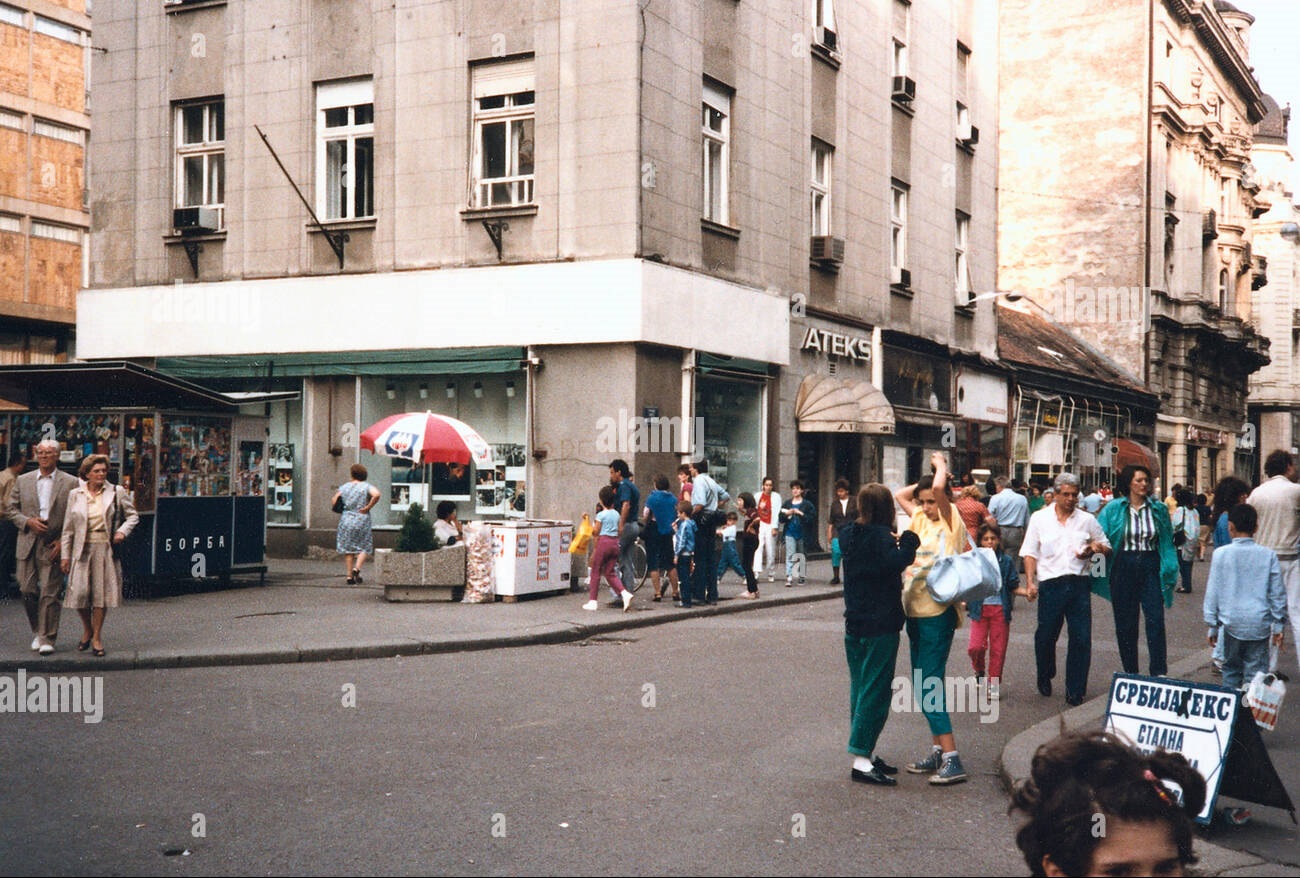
[
  {"x1": 906, "y1": 746, "x2": 943, "y2": 774},
  {"x1": 928, "y1": 753, "x2": 968, "y2": 785}
]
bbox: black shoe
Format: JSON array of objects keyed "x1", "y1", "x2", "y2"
[
  {"x1": 830, "y1": 577, "x2": 841, "y2": 585},
  {"x1": 1274, "y1": 672, "x2": 1290, "y2": 683},
  {"x1": 1037, "y1": 680, "x2": 1052, "y2": 697},
  {"x1": 869, "y1": 755, "x2": 899, "y2": 775},
  {"x1": 851, "y1": 766, "x2": 897, "y2": 786},
  {"x1": 1065, "y1": 694, "x2": 1085, "y2": 707}
]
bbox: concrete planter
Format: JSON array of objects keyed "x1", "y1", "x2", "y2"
[{"x1": 377, "y1": 545, "x2": 467, "y2": 602}]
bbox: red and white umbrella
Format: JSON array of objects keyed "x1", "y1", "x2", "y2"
[{"x1": 360, "y1": 411, "x2": 494, "y2": 467}]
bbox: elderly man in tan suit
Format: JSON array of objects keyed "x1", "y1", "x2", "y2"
[{"x1": 5, "y1": 440, "x2": 78, "y2": 655}]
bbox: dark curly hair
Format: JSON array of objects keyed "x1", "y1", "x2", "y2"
[
  {"x1": 1210, "y1": 476, "x2": 1252, "y2": 521},
  {"x1": 1010, "y1": 730, "x2": 1205, "y2": 877}
]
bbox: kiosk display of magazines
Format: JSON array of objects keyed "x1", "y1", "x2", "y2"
[{"x1": 0, "y1": 363, "x2": 291, "y2": 585}]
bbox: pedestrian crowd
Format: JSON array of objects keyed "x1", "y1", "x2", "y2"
[{"x1": 570, "y1": 449, "x2": 1300, "y2": 798}]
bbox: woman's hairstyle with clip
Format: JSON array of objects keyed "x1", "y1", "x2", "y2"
[{"x1": 1010, "y1": 729, "x2": 1205, "y2": 877}]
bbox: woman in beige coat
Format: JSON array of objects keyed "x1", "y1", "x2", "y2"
[{"x1": 59, "y1": 454, "x2": 139, "y2": 657}]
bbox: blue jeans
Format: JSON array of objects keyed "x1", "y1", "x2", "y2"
[
  {"x1": 785, "y1": 535, "x2": 805, "y2": 580},
  {"x1": 716, "y1": 540, "x2": 745, "y2": 583},
  {"x1": 1111, "y1": 551, "x2": 1167, "y2": 676},
  {"x1": 1035, "y1": 574, "x2": 1092, "y2": 700},
  {"x1": 1222, "y1": 632, "x2": 1270, "y2": 691}
]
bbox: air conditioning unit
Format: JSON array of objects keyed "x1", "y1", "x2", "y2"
[
  {"x1": 958, "y1": 124, "x2": 980, "y2": 147},
  {"x1": 891, "y1": 76, "x2": 916, "y2": 103},
  {"x1": 174, "y1": 206, "x2": 220, "y2": 233},
  {"x1": 890, "y1": 265, "x2": 911, "y2": 288},
  {"x1": 810, "y1": 235, "x2": 845, "y2": 267},
  {"x1": 814, "y1": 26, "x2": 838, "y2": 52}
]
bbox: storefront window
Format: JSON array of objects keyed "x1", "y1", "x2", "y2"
[
  {"x1": 695, "y1": 375, "x2": 764, "y2": 496},
  {"x1": 9, "y1": 412, "x2": 122, "y2": 473},
  {"x1": 359, "y1": 375, "x2": 526, "y2": 527},
  {"x1": 252, "y1": 399, "x2": 304, "y2": 525}
]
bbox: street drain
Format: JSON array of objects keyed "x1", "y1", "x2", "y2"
[
  {"x1": 233, "y1": 611, "x2": 297, "y2": 619},
  {"x1": 575, "y1": 635, "x2": 639, "y2": 647}
]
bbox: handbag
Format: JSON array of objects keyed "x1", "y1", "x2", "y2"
[
  {"x1": 925, "y1": 528, "x2": 1001, "y2": 605},
  {"x1": 332, "y1": 494, "x2": 345, "y2": 514},
  {"x1": 569, "y1": 514, "x2": 593, "y2": 555},
  {"x1": 1244, "y1": 671, "x2": 1286, "y2": 731},
  {"x1": 1171, "y1": 509, "x2": 1187, "y2": 548}
]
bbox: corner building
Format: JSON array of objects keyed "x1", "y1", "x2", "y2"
[
  {"x1": 999, "y1": 0, "x2": 1270, "y2": 494},
  {"x1": 82, "y1": 0, "x2": 997, "y2": 553}
]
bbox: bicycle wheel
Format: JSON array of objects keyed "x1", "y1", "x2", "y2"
[{"x1": 629, "y1": 540, "x2": 649, "y2": 592}]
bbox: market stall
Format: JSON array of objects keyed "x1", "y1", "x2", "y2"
[{"x1": 0, "y1": 362, "x2": 292, "y2": 584}]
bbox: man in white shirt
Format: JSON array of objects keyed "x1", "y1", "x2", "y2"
[
  {"x1": 1247, "y1": 449, "x2": 1300, "y2": 676},
  {"x1": 4, "y1": 440, "x2": 79, "y2": 654},
  {"x1": 1021, "y1": 472, "x2": 1112, "y2": 706}
]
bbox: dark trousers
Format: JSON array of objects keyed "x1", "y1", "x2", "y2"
[
  {"x1": 1178, "y1": 557, "x2": 1193, "y2": 592},
  {"x1": 0, "y1": 521, "x2": 16, "y2": 589},
  {"x1": 1111, "y1": 551, "x2": 1167, "y2": 676},
  {"x1": 846, "y1": 632, "x2": 900, "y2": 756},
  {"x1": 1035, "y1": 574, "x2": 1092, "y2": 700},
  {"x1": 675, "y1": 553, "x2": 694, "y2": 605},
  {"x1": 693, "y1": 519, "x2": 719, "y2": 603},
  {"x1": 740, "y1": 533, "x2": 759, "y2": 593}
]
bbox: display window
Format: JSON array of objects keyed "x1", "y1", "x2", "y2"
[
  {"x1": 9, "y1": 412, "x2": 122, "y2": 468},
  {"x1": 157, "y1": 415, "x2": 232, "y2": 498},
  {"x1": 695, "y1": 374, "x2": 764, "y2": 497},
  {"x1": 359, "y1": 375, "x2": 526, "y2": 527}
]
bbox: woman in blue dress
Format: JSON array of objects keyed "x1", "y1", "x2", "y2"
[{"x1": 334, "y1": 463, "x2": 380, "y2": 584}]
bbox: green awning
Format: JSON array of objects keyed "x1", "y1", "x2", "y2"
[
  {"x1": 158, "y1": 347, "x2": 526, "y2": 379},
  {"x1": 698, "y1": 353, "x2": 773, "y2": 377}
]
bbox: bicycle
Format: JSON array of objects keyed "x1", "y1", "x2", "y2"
[{"x1": 627, "y1": 537, "x2": 650, "y2": 592}]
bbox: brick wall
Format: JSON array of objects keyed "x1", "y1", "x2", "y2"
[
  {"x1": 29, "y1": 34, "x2": 84, "y2": 113},
  {"x1": 29, "y1": 133, "x2": 83, "y2": 210},
  {"x1": 28, "y1": 236, "x2": 79, "y2": 311},
  {"x1": 0, "y1": 230, "x2": 22, "y2": 305},
  {"x1": 0, "y1": 23, "x2": 29, "y2": 98},
  {"x1": 0, "y1": 127, "x2": 25, "y2": 199}
]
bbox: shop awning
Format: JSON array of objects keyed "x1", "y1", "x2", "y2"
[
  {"x1": 1113, "y1": 438, "x2": 1161, "y2": 479},
  {"x1": 0, "y1": 362, "x2": 297, "y2": 412},
  {"x1": 794, "y1": 374, "x2": 895, "y2": 434}
]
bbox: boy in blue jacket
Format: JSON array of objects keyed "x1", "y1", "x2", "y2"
[{"x1": 1204, "y1": 503, "x2": 1287, "y2": 690}]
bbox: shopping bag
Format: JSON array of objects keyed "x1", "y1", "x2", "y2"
[
  {"x1": 569, "y1": 514, "x2": 593, "y2": 555},
  {"x1": 1244, "y1": 671, "x2": 1285, "y2": 731},
  {"x1": 926, "y1": 529, "x2": 1000, "y2": 605}
]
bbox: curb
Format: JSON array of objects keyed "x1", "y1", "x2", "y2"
[
  {"x1": 997, "y1": 650, "x2": 1292, "y2": 877},
  {"x1": 0, "y1": 585, "x2": 844, "y2": 674}
]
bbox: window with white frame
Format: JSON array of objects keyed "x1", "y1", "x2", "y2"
[
  {"x1": 0, "y1": 214, "x2": 20, "y2": 233},
  {"x1": 175, "y1": 99, "x2": 225, "y2": 227},
  {"x1": 33, "y1": 118, "x2": 83, "y2": 145},
  {"x1": 891, "y1": 183, "x2": 907, "y2": 270},
  {"x1": 316, "y1": 78, "x2": 374, "y2": 221},
  {"x1": 811, "y1": 140, "x2": 832, "y2": 236},
  {"x1": 31, "y1": 221, "x2": 81, "y2": 243},
  {"x1": 34, "y1": 15, "x2": 81, "y2": 43},
  {"x1": 892, "y1": 0, "x2": 910, "y2": 76},
  {"x1": 813, "y1": 0, "x2": 837, "y2": 48},
  {"x1": 471, "y1": 59, "x2": 535, "y2": 209},
  {"x1": 0, "y1": 4, "x2": 22, "y2": 26},
  {"x1": 702, "y1": 80, "x2": 731, "y2": 225},
  {"x1": 0, "y1": 108, "x2": 23, "y2": 130},
  {"x1": 955, "y1": 213, "x2": 971, "y2": 303},
  {"x1": 956, "y1": 102, "x2": 971, "y2": 141}
]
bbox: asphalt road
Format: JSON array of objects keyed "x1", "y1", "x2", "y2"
[{"x1": 1, "y1": 576, "x2": 1238, "y2": 877}]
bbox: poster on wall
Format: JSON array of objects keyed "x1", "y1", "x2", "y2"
[
  {"x1": 267, "y1": 443, "x2": 294, "y2": 511},
  {"x1": 237, "y1": 441, "x2": 265, "y2": 497},
  {"x1": 704, "y1": 439, "x2": 729, "y2": 489},
  {"x1": 157, "y1": 416, "x2": 232, "y2": 497},
  {"x1": 390, "y1": 482, "x2": 428, "y2": 513}
]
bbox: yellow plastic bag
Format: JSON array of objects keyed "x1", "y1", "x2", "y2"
[{"x1": 569, "y1": 514, "x2": 593, "y2": 555}]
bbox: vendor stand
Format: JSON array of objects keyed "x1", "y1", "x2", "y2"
[{"x1": 0, "y1": 362, "x2": 293, "y2": 585}]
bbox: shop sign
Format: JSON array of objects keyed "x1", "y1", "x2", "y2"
[
  {"x1": 1186, "y1": 425, "x2": 1227, "y2": 446},
  {"x1": 800, "y1": 327, "x2": 872, "y2": 362},
  {"x1": 153, "y1": 497, "x2": 234, "y2": 576},
  {"x1": 1042, "y1": 410, "x2": 1060, "y2": 428},
  {"x1": 955, "y1": 372, "x2": 1009, "y2": 423}
]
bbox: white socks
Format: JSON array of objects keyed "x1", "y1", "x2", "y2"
[{"x1": 853, "y1": 755, "x2": 874, "y2": 772}]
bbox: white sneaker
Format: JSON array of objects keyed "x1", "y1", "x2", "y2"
[
  {"x1": 621, "y1": 591, "x2": 634, "y2": 612},
  {"x1": 988, "y1": 680, "x2": 1000, "y2": 699},
  {"x1": 38, "y1": 643, "x2": 54, "y2": 656},
  {"x1": 30, "y1": 637, "x2": 40, "y2": 651},
  {"x1": 582, "y1": 600, "x2": 599, "y2": 611}
]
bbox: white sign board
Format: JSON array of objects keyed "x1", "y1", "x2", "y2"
[{"x1": 1104, "y1": 674, "x2": 1238, "y2": 824}]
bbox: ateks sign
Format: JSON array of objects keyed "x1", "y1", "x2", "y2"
[
  {"x1": 1104, "y1": 674, "x2": 1239, "y2": 824},
  {"x1": 800, "y1": 327, "x2": 872, "y2": 361}
]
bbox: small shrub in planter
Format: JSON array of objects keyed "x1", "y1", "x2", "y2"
[{"x1": 395, "y1": 502, "x2": 440, "y2": 553}]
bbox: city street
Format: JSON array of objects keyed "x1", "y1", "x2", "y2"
[{"x1": 6, "y1": 559, "x2": 1289, "y2": 877}]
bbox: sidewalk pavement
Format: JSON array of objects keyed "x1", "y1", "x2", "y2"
[
  {"x1": 3, "y1": 554, "x2": 1295, "y2": 874},
  {"x1": 0, "y1": 556, "x2": 837, "y2": 673}
]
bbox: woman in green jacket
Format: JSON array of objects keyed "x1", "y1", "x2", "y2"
[{"x1": 1095, "y1": 464, "x2": 1179, "y2": 677}]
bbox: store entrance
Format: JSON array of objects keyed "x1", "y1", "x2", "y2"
[{"x1": 796, "y1": 432, "x2": 864, "y2": 553}]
